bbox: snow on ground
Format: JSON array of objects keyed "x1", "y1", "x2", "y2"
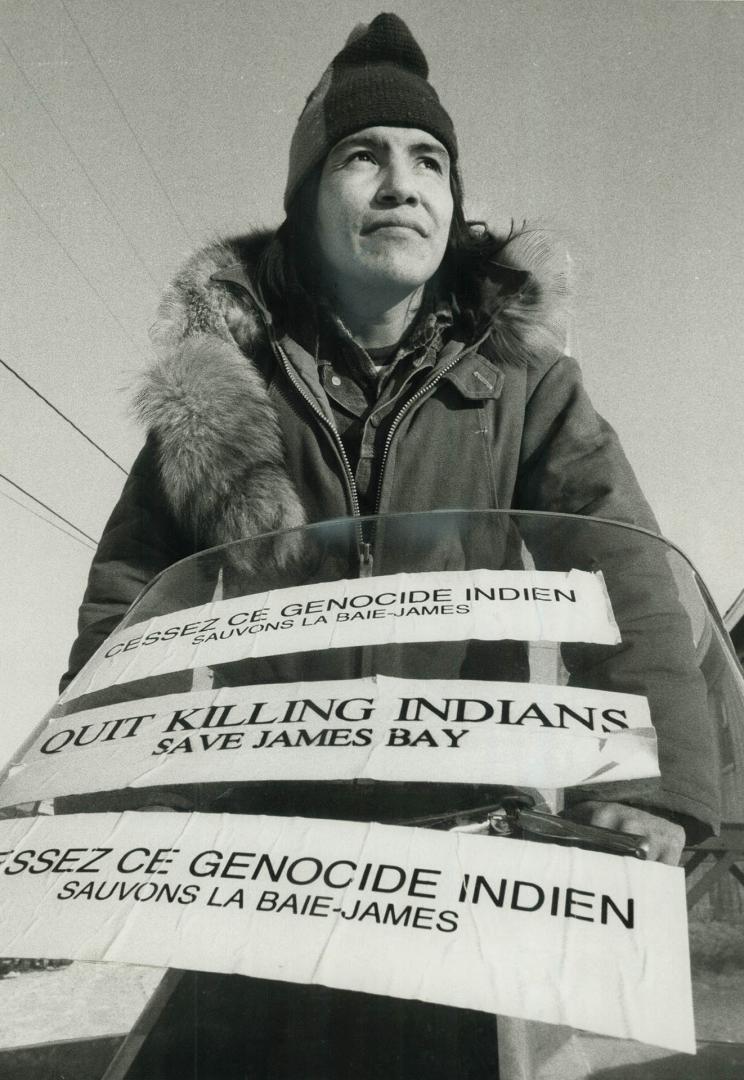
[{"x1": 0, "y1": 961, "x2": 164, "y2": 1050}]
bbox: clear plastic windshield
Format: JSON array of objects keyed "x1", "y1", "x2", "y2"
[{"x1": 0, "y1": 510, "x2": 742, "y2": 1077}]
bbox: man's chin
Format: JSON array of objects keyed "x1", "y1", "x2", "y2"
[{"x1": 358, "y1": 261, "x2": 436, "y2": 295}]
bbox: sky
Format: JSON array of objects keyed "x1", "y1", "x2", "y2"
[{"x1": 1, "y1": 0, "x2": 743, "y2": 767}]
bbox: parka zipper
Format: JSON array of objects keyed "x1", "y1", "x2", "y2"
[
  {"x1": 274, "y1": 340, "x2": 374, "y2": 576},
  {"x1": 276, "y1": 339, "x2": 467, "y2": 571},
  {"x1": 372, "y1": 348, "x2": 465, "y2": 516}
]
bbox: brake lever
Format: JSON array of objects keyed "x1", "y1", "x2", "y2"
[
  {"x1": 399, "y1": 793, "x2": 649, "y2": 860},
  {"x1": 488, "y1": 796, "x2": 650, "y2": 860}
]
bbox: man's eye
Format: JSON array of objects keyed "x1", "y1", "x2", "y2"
[
  {"x1": 348, "y1": 150, "x2": 376, "y2": 164},
  {"x1": 420, "y1": 157, "x2": 443, "y2": 173}
]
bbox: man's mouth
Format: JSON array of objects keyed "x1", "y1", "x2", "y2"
[{"x1": 362, "y1": 219, "x2": 427, "y2": 237}]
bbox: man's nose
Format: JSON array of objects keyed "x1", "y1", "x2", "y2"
[{"x1": 375, "y1": 163, "x2": 419, "y2": 205}]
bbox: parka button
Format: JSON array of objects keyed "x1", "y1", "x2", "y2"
[{"x1": 331, "y1": 375, "x2": 342, "y2": 387}]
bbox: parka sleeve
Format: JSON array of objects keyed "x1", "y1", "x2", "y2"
[
  {"x1": 59, "y1": 435, "x2": 191, "y2": 691},
  {"x1": 516, "y1": 355, "x2": 658, "y2": 527},
  {"x1": 516, "y1": 355, "x2": 721, "y2": 839}
]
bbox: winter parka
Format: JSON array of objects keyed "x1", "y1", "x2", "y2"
[{"x1": 61, "y1": 229, "x2": 721, "y2": 835}]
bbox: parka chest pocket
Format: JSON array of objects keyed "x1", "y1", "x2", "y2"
[
  {"x1": 441, "y1": 355, "x2": 505, "y2": 402},
  {"x1": 440, "y1": 354, "x2": 506, "y2": 508}
]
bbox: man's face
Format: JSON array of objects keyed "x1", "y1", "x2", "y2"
[{"x1": 314, "y1": 126, "x2": 454, "y2": 301}]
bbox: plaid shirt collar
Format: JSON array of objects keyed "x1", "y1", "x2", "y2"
[{"x1": 327, "y1": 289, "x2": 455, "y2": 385}]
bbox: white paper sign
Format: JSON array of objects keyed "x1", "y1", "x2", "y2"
[
  {"x1": 65, "y1": 569, "x2": 620, "y2": 697},
  {"x1": 1, "y1": 678, "x2": 657, "y2": 808},
  {"x1": 0, "y1": 812, "x2": 693, "y2": 1052}
]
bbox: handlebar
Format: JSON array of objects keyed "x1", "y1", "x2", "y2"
[{"x1": 400, "y1": 792, "x2": 650, "y2": 859}]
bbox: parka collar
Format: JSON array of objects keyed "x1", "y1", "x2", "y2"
[{"x1": 153, "y1": 224, "x2": 567, "y2": 375}]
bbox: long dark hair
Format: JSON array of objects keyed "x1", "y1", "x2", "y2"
[{"x1": 253, "y1": 165, "x2": 521, "y2": 333}]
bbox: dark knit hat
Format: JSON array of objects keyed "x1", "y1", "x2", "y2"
[{"x1": 284, "y1": 13, "x2": 457, "y2": 209}]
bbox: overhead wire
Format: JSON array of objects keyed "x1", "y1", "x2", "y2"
[
  {"x1": 0, "y1": 35, "x2": 161, "y2": 292},
  {"x1": 2, "y1": 6, "x2": 193, "y2": 563},
  {"x1": 59, "y1": 0, "x2": 193, "y2": 244},
  {"x1": 0, "y1": 487, "x2": 96, "y2": 553},
  {"x1": 1, "y1": 357, "x2": 127, "y2": 474},
  {"x1": 0, "y1": 161, "x2": 149, "y2": 361},
  {"x1": 0, "y1": 473, "x2": 99, "y2": 547}
]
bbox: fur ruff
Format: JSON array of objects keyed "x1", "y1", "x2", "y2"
[
  {"x1": 477, "y1": 228, "x2": 569, "y2": 367},
  {"x1": 138, "y1": 228, "x2": 567, "y2": 551}
]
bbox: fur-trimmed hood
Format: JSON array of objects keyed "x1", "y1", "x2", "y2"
[{"x1": 134, "y1": 227, "x2": 568, "y2": 552}]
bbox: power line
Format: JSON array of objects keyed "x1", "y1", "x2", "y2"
[
  {"x1": 59, "y1": 0, "x2": 192, "y2": 243},
  {"x1": 0, "y1": 161, "x2": 148, "y2": 360},
  {"x1": 0, "y1": 357, "x2": 127, "y2": 474},
  {"x1": 0, "y1": 35, "x2": 161, "y2": 291},
  {"x1": 0, "y1": 487, "x2": 96, "y2": 552},
  {"x1": 0, "y1": 473, "x2": 99, "y2": 546}
]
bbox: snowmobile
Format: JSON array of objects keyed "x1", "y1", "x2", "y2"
[{"x1": 0, "y1": 509, "x2": 742, "y2": 1079}]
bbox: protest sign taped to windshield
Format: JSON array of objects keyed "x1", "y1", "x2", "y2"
[
  {"x1": 1, "y1": 677, "x2": 657, "y2": 807},
  {"x1": 63, "y1": 569, "x2": 620, "y2": 698},
  {"x1": 0, "y1": 810, "x2": 693, "y2": 1052}
]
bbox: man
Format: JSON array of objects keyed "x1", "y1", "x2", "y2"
[
  {"x1": 64, "y1": 18, "x2": 717, "y2": 862},
  {"x1": 59, "y1": 13, "x2": 720, "y2": 1078}
]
